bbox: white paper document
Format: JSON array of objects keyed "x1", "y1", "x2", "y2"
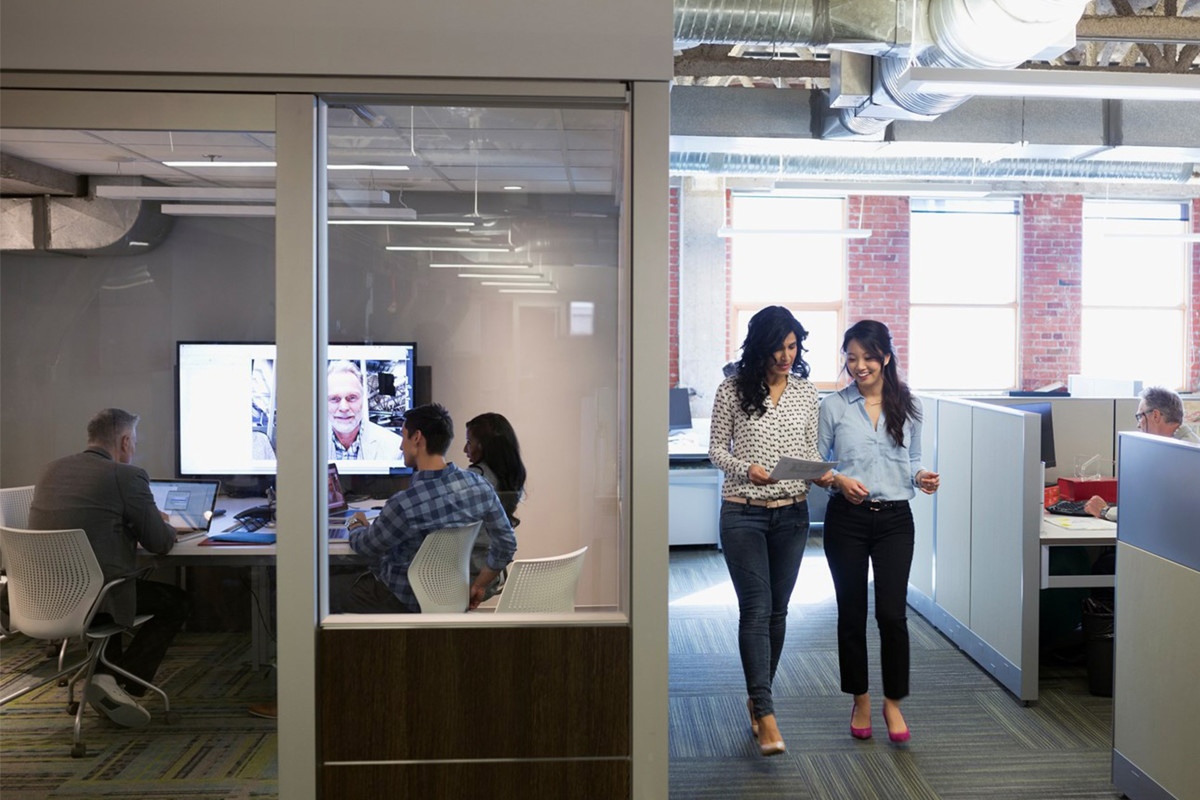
[
  {"x1": 769, "y1": 456, "x2": 837, "y2": 482},
  {"x1": 1043, "y1": 515, "x2": 1115, "y2": 530}
]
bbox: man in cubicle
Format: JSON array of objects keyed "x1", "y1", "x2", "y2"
[
  {"x1": 26, "y1": 408, "x2": 189, "y2": 728},
  {"x1": 1084, "y1": 386, "x2": 1200, "y2": 521},
  {"x1": 336, "y1": 403, "x2": 516, "y2": 613}
]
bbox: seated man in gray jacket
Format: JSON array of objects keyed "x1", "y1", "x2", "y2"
[{"x1": 28, "y1": 408, "x2": 188, "y2": 728}]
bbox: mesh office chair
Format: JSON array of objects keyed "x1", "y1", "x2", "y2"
[
  {"x1": 0, "y1": 526, "x2": 177, "y2": 757},
  {"x1": 495, "y1": 546, "x2": 588, "y2": 613},
  {"x1": 0, "y1": 485, "x2": 36, "y2": 638},
  {"x1": 408, "y1": 521, "x2": 483, "y2": 613}
]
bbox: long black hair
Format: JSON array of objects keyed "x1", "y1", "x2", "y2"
[
  {"x1": 734, "y1": 306, "x2": 810, "y2": 418},
  {"x1": 465, "y1": 412, "x2": 527, "y2": 525},
  {"x1": 842, "y1": 319, "x2": 919, "y2": 448}
]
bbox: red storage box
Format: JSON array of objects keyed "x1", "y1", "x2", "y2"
[{"x1": 1058, "y1": 477, "x2": 1117, "y2": 504}]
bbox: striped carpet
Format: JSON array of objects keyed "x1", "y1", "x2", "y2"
[
  {"x1": 669, "y1": 545, "x2": 1121, "y2": 800},
  {"x1": 1, "y1": 633, "x2": 277, "y2": 799}
]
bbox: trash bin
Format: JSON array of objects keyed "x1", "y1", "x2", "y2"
[{"x1": 1081, "y1": 596, "x2": 1115, "y2": 697}]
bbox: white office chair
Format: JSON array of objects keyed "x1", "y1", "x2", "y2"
[
  {"x1": 408, "y1": 521, "x2": 483, "y2": 613},
  {"x1": 0, "y1": 485, "x2": 36, "y2": 638},
  {"x1": 495, "y1": 546, "x2": 588, "y2": 613},
  {"x1": 0, "y1": 526, "x2": 177, "y2": 757}
]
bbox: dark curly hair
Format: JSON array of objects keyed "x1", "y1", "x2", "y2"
[
  {"x1": 734, "y1": 306, "x2": 810, "y2": 418},
  {"x1": 465, "y1": 412, "x2": 527, "y2": 526},
  {"x1": 842, "y1": 319, "x2": 920, "y2": 449}
]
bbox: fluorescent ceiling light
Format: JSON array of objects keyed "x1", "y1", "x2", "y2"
[
  {"x1": 499, "y1": 288, "x2": 558, "y2": 294},
  {"x1": 898, "y1": 66, "x2": 1200, "y2": 102},
  {"x1": 328, "y1": 164, "x2": 410, "y2": 171},
  {"x1": 95, "y1": 186, "x2": 276, "y2": 201},
  {"x1": 385, "y1": 245, "x2": 511, "y2": 253},
  {"x1": 481, "y1": 281, "x2": 553, "y2": 287},
  {"x1": 458, "y1": 273, "x2": 546, "y2": 280},
  {"x1": 773, "y1": 180, "x2": 992, "y2": 198},
  {"x1": 428, "y1": 262, "x2": 532, "y2": 269},
  {"x1": 717, "y1": 227, "x2": 872, "y2": 239},
  {"x1": 328, "y1": 219, "x2": 462, "y2": 226},
  {"x1": 163, "y1": 160, "x2": 277, "y2": 168},
  {"x1": 161, "y1": 204, "x2": 275, "y2": 216},
  {"x1": 503, "y1": 185, "x2": 523, "y2": 191}
]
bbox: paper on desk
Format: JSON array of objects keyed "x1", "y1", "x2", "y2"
[
  {"x1": 769, "y1": 456, "x2": 837, "y2": 482},
  {"x1": 1043, "y1": 515, "x2": 1114, "y2": 530}
]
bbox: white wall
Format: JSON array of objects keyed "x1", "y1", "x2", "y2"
[{"x1": 0, "y1": 0, "x2": 672, "y2": 82}]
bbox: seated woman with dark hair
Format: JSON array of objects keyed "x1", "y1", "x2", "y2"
[{"x1": 463, "y1": 412, "x2": 527, "y2": 600}]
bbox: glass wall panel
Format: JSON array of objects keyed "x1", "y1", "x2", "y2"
[
  {"x1": 320, "y1": 100, "x2": 628, "y2": 618},
  {"x1": 1, "y1": 124, "x2": 278, "y2": 786}
]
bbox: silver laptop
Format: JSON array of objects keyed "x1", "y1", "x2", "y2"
[{"x1": 149, "y1": 479, "x2": 221, "y2": 534}]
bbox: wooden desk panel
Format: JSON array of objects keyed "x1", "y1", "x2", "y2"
[
  {"x1": 322, "y1": 760, "x2": 629, "y2": 800},
  {"x1": 320, "y1": 626, "x2": 630, "y2": 761}
]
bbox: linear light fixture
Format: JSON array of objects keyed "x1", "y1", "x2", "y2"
[
  {"x1": 773, "y1": 180, "x2": 992, "y2": 198},
  {"x1": 163, "y1": 160, "x2": 277, "y2": 168},
  {"x1": 95, "y1": 186, "x2": 276, "y2": 201},
  {"x1": 328, "y1": 219, "x2": 461, "y2": 226},
  {"x1": 385, "y1": 245, "x2": 511, "y2": 253},
  {"x1": 328, "y1": 164, "x2": 410, "y2": 171},
  {"x1": 457, "y1": 273, "x2": 546, "y2": 280},
  {"x1": 428, "y1": 262, "x2": 532, "y2": 269},
  {"x1": 499, "y1": 288, "x2": 558, "y2": 294},
  {"x1": 717, "y1": 227, "x2": 873, "y2": 239},
  {"x1": 481, "y1": 281, "x2": 554, "y2": 287},
  {"x1": 161, "y1": 204, "x2": 275, "y2": 216},
  {"x1": 897, "y1": 66, "x2": 1200, "y2": 102}
]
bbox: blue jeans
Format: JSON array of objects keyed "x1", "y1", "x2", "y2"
[{"x1": 720, "y1": 500, "x2": 809, "y2": 719}]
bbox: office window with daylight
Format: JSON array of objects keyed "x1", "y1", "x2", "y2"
[
  {"x1": 1081, "y1": 201, "x2": 1190, "y2": 390},
  {"x1": 908, "y1": 198, "x2": 1019, "y2": 390},
  {"x1": 728, "y1": 194, "x2": 845, "y2": 386}
]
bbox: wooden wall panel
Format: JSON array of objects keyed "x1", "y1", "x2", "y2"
[
  {"x1": 322, "y1": 761, "x2": 630, "y2": 800},
  {"x1": 320, "y1": 626, "x2": 630, "y2": 762}
]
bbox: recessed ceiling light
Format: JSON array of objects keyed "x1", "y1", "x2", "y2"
[{"x1": 503, "y1": 185, "x2": 523, "y2": 191}]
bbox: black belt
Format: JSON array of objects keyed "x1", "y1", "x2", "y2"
[{"x1": 834, "y1": 495, "x2": 907, "y2": 512}]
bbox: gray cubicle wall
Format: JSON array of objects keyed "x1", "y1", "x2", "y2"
[
  {"x1": 1111, "y1": 433, "x2": 1200, "y2": 800},
  {"x1": 907, "y1": 397, "x2": 1043, "y2": 702}
]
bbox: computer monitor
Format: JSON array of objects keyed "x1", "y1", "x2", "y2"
[
  {"x1": 669, "y1": 387, "x2": 693, "y2": 431},
  {"x1": 177, "y1": 341, "x2": 416, "y2": 477},
  {"x1": 1010, "y1": 401, "x2": 1056, "y2": 469}
]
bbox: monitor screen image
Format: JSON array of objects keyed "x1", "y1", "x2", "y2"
[
  {"x1": 1010, "y1": 401, "x2": 1056, "y2": 469},
  {"x1": 177, "y1": 341, "x2": 416, "y2": 477}
]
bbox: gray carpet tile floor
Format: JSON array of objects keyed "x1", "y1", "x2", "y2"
[{"x1": 668, "y1": 545, "x2": 1122, "y2": 800}]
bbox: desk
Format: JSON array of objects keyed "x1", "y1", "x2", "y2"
[
  {"x1": 1039, "y1": 514, "x2": 1116, "y2": 590},
  {"x1": 139, "y1": 497, "x2": 363, "y2": 669}
]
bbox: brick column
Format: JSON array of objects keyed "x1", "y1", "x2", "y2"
[
  {"x1": 1021, "y1": 194, "x2": 1083, "y2": 390},
  {"x1": 846, "y1": 196, "x2": 911, "y2": 368},
  {"x1": 668, "y1": 186, "x2": 680, "y2": 387}
]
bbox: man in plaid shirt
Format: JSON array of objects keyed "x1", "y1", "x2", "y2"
[{"x1": 339, "y1": 403, "x2": 517, "y2": 612}]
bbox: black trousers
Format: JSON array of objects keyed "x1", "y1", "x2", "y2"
[
  {"x1": 823, "y1": 495, "x2": 914, "y2": 700},
  {"x1": 101, "y1": 579, "x2": 190, "y2": 696}
]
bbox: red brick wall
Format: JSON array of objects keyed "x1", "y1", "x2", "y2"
[
  {"x1": 1191, "y1": 198, "x2": 1200, "y2": 393},
  {"x1": 668, "y1": 186, "x2": 680, "y2": 388},
  {"x1": 725, "y1": 188, "x2": 734, "y2": 360},
  {"x1": 847, "y1": 196, "x2": 911, "y2": 370},
  {"x1": 1021, "y1": 194, "x2": 1084, "y2": 390}
]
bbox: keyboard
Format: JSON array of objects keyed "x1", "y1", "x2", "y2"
[{"x1": 1048, "y1": 499, "x2": 1091, "y2": 517}]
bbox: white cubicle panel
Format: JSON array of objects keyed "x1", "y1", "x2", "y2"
[
  {"x1": 1112, "y1": 399, "x2": 1140, "y2": 474},
  {"x1": 909, "y1": 396, "x2": 938, "y2": 599},
  {"x1": 933, "y1": 401, "x2": 973, "y2": 627},
  {"x1": 968, "y1": 405, "x2": 1041, "y2": 699},
  {"x1": 980, "y1": 397, "x2": 1119, "y2": 483}
]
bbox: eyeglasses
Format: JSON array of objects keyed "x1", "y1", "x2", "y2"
[{"x1": 1135, "y1": 410, "x2": 1155, "y2": 423}]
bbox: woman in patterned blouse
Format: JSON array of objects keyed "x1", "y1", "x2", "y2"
[
  {"x1": 708, "y1": 305, "x2": 822, "y2": 757},
  {"x1": 815, "y1": 319, "x2": 939, "y2": 745}
]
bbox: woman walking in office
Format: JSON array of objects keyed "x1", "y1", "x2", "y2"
[
  {"x1": 708, "y1": 305, "x2": 821, "y2": 757},
  {"x1": 463, "y1": 412, "x2": 527, "y2": 601},
  {"x1": 815, "y1": 319, "x2": 939, "y2": 744}
]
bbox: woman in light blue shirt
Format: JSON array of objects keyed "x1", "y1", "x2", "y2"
[{"x1": 816, "y1": 320, "x2": 939, "y2": 744}]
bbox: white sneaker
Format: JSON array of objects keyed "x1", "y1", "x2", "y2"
[{"x1": 86, "y1": 674, "x2": 150, "y2": 728}]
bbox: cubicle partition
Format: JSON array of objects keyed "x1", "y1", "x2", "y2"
[
  {"x1": 1111, "y1": 432, "x2": 1200, "y2": 800},
  {"x1": 909, "y1": 395, "x2": 1144, "y2": 703}
]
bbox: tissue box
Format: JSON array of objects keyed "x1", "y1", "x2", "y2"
[{"x1": 1058, "y1": 477, "x2": 1117, "y2": 503}]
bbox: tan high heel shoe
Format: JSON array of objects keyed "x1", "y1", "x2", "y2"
[{"x1": 756, "y1": 713, "x2": 787, "y2": 757}]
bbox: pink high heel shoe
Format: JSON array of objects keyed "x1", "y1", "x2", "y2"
[
  {"x1": 883, "y1": 705, "x2": 910, "y2": 743},
  {"x1": 850, "y1": 703, "x2": 872, "y2": 740}
]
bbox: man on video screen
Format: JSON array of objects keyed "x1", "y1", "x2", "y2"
[{"x1": 327, "y1": 360, "x2": 402, "y2": 460}]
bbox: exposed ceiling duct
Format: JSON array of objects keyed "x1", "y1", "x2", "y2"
[
  {"x1": 669, "y1": 151, "x2": 1196, "y2": 184},
  {"x1": 674, "y1": 0, "x2": 1090, "y2": 137},
  {"x1": 0, "y1": 180, "x2": 174, "y2": 255}
]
